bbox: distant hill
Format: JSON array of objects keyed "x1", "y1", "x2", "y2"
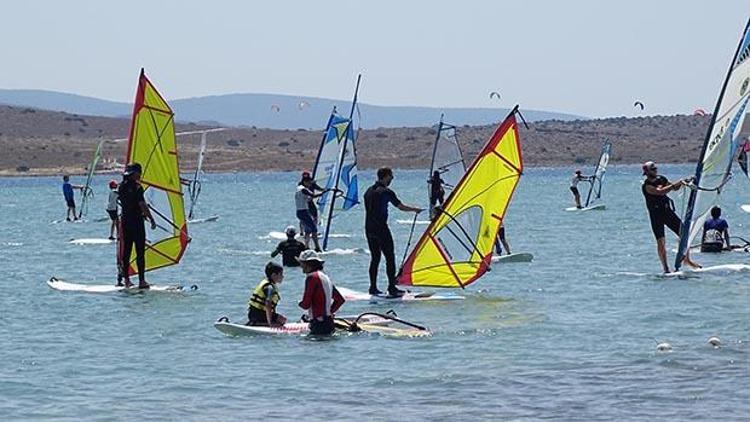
[
  {"x1": 0, "y1": 89, "x2": 583, "y2": 129},
  {"x1": 0, "y1": 103, "x2": 710, "y2": 176}
]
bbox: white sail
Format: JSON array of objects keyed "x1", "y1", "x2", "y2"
[
  {"x1": 676, "y1": 19, "x2": 750, "y2": 269},
  {"x1": 428, "y1": 116, "x2": 465, "y2": 211},
  {"x1": 584, "y1": 141, "x2": 612, "y2": 207}
]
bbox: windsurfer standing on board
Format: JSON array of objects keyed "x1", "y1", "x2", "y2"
[
  {"x1": 61, "y1": 175, "x2": 84, "y2": 221},
  {"x1": 364, "y1": 167, "x2": 423, "y2": 297},
  {"x1": 295, "y1": 172, "x2": 333, "y2": 252},
  {"x1": 641, "y1": 161, "x2": 700, "y2": 273},
  {"x1": 427, "y1": 170, "x2": 446, "y2": 218},
  {"x1": 117, "y1": 163, "x2": 157, "y2": 289},
  {"x1": 570, "y1": 169, "x2": 592, "y2": 209}
]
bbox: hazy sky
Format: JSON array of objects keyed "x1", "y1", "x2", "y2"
[{"x1": 0, "y1": 0, "x2": 747, "y2": 117}]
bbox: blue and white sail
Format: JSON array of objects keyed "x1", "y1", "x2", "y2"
[
  {"x1": 312, "y1": 75, "x2": 361, "y2": 250},
  {"x1": 584, "y1": 140, "x2": 612, "y2": 208},
  {"x1": 675, "y1": 19, "x2": 750, "y2": 270}
]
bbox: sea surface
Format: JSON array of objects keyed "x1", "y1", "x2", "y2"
[{"x1": 3, "y1": 165, "x2": 750, "y2": 420}]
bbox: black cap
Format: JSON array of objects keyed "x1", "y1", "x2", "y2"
[{"x1": 123, "y1": 163, "x2": 142, "y2": 176}]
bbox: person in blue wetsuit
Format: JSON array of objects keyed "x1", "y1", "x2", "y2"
[
  {"x1": 61, "y1": 175, "x2": 84, "y2": 221},
  {"x1": 701, "y1": 206, "x2": 730, "y2": 253},
  {"x1": 364, "y1": 167, "x2": 423, "y2": 297}
]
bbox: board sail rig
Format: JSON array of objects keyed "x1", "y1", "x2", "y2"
[
  {"x1": 77, "y1": 139, "x2": 104, "y2": 219},
  {"x1": 428, "y1": 115, "x2": 466, "y2": 218},
  {"x1": 675, "y1": 19, "x2": 750, "y2": 271},
  {"x1": 398, "y1": 106, "x2": 526, "y2": 288},
  {"x1": 312, "y1": 74, "x2": 362, "y2": 251},
  {"x1": 122, "y1": 69, "x2": 190, "y2": 276},
  {"x1": 583, "y1": 140, "x2": 612, "y2": 208}
]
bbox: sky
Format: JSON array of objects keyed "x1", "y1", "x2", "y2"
[{"x1": 0, "y1": 0, "x2": 748, "y2": 117}]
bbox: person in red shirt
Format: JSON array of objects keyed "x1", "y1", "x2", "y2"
[{"x1": 297, "y1": 250, "x2": 345, "y2": 335}]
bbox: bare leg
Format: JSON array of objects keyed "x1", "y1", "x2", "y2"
[
  {"x1": 312, "y1": 232, "x2": 321, "y2": 252},
  {"x1": 656, "y1": 237, "x2": 670, "y2": 273},
  {"x1": 574, "y1": 193, "x2": 582, "y2": 208},
  {"x1": 683, "y1": 250, "x2": 701, "y2": 269}
]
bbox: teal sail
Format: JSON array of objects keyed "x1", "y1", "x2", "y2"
[{"x1": 78, "y1": 140, "x2": 104, "y2": 219}]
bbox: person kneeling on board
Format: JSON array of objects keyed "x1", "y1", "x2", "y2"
[
  {"x1": 641, "y1": 161, "x2": 700, "y2": 273},
  {"x1": 701, "y1": 206, "x2": 730, "y2": 253},
  {"x1": 117, "y1": 163, "x2": 157, "y2": 289},
  {"x1": 297, "y1": 250, "x2": 345, "y2": 336},
  {"x1": 271, "y1": 226, "x2": 307, "y2": 267},
  {"x1": 247, "y1": 262, "x2": 288, "y2": 327},
  {"x1": 570, "y1": 169, "x2": 592, "y2": 209}
]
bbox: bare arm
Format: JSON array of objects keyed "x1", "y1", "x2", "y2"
[{"x1": 644, "y1": 179, "x2": 685, "y2": 196}]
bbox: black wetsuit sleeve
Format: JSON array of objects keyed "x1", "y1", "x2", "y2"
[{"x1": 387, "y1": 188, "x2": 402, "y2": 207}]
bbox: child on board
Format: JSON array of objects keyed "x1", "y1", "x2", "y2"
[
  {"x1": 701, "y1": 206, "x2": 730, "y2": 253},
  {"x1": 297, "y1": 250, "x2": 345, "y2": 336},
  {"x1": 61, "y1": 175, "x2": 84, "y2": 221},
  {"x1": 295, "y1": 172, "x2": 336, "y2": 252},
  {"x1": 247, "y1": 262, "x2": 287, "y2": 327},
  {"x1": 271, "y1": 226, "x2": 308, "y2": 267},
  {"x1": 569, "y1": 169, "x2": 592, "y2": 209},
  {"x1": 106, "y1": 180, "x2": 119, "y2": 240}
]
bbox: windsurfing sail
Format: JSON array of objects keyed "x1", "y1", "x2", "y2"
[
  {"x1": 583, "y1": 140, "x2": 612, "y2": 207},
  {"x1": 122, "y1": 69, "x2": 189, "y2": 275},
  {"x1": 312, "y1": 75, "x2": 361, "y2": 250},
  {"x1": 77, "y1": 140, "x2": 103, "y2": 219},
  {"x1": 428, "y1": 115, "x2": 465, "y2": 214},
  {"x1": 398, "y1": 106, "x2": 524, "y2": 288},
  {"x1": 187, "y1": 131, "x2": 207, "y2": 220},
  {"x1": 675, "y1": 19, "x2": 750, "y2": 270}
]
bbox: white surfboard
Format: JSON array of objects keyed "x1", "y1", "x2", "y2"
[
  {"x1": 565, "y1": 204, "x2": 606, "y2": 212},
  {"x1": 188, "y1": 215, "x2": 219, "y2": 224},
  {"x1": 396, "y1": 219, "x2": 431, "y2": 225},
  {"x1": 319, "y1": 248, "x2": 368, "y2": 256},
  {"x1": 337, "y1": 286, "x2": 464, "y2": 303},
  {"x1": 214, "y1": 314, "x2": 391, "y2": 337},
  {"x1": 741, "y1": 204, "x2": 750, "y2": 213},
  {"x1": 68, "y1": 238, "x2": 114, "y2": 245},
  {"x1": 47, "y1": 278, "x2": 197, "y2": 294},
  {"x1": 491, "y1": 252, "x2": 534, "y2": 263}
]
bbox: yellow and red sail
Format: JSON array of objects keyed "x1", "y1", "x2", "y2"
[
  {"x1": 124, "y1": 69, "x2": 189, "y2": 275},
  {"x1": 398, "y1": 111, "x2": 523, "y2": 288}
]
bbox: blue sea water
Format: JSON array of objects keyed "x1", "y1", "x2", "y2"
[{"x1": 2, "y1": 165, "x2": 750, "y2": 420}]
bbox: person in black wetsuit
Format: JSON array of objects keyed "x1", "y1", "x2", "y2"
[
  {"x1": 271, "y1": 226, "x2": 308, "y2": 267},
  {"x1": 641, "y1": 161, "x2": 699, "y2": 273},
  {"x1": 364, "y1": 167, "x2": 423, "y2": 297},
  {"x1": 427, "y1": 170, "x2": 446, "y2": 218},
  {"x1": 117, "y1": 163, "x2": 156, "y2": 289}
]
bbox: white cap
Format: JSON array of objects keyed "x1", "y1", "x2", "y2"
[
  {"x1": 296, "y1": 249, "x2": 324, "y2": 263},
  {"x1": 285, "y1": 225, "x2": 297, "y2": 235}
]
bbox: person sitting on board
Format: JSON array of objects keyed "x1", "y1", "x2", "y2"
[
  {"x1": 641, "y1": 161, "x2": 700, "y2": 273},
  {"x1": 701, "y1": 206, "x2": 730, "y2": 253},
  {"x1": 364, "y1": 167, "x2": 423, "y2": 297},
  {"x1": 106, "y1": 180, "x2": 119, "y2": 240},
  {"x1": 271, "y1": 225, "x2": 308, "y2": 267},
  {"x1": 117, "y1": 163, "x2": 157, "y2": 289},
  {"x1": 247, "y1": 262, "x2": 288, "y2": 327},
  {"x1": 61, "y1": 175, "x2": 84, "y2": 221},
  {"x1": 297, "y1": 250, "x2": 345, "y2": 336},
  {"x1": 494, "y1": 223, "x2": 512, "y2": 255},
  {"x1": 570, "y1": 169, "x2": 592, "y2": 209},
  {"x1": 427, "y1": 170, "x2": 446, "y2": 218}
]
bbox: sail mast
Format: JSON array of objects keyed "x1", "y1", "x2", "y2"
[
  {"x1": 321, "y1": 74, "x2": 362, "y2": 250},
  {"x1": 675, "y1": 19, "x2": 750, "y2": 270}
]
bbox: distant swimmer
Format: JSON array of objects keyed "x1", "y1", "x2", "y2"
[
  {"x1": 494, "y1": 223, "x2": 511, "y2": 255},
  {"x1": 364, "y1": 167, "x2": 423, "y2": 297},
  {"x1": 61, "y1": 175, "x2": 84, "y2": 221},
  {"x1": 117, "y1": 163, "x2": 157, "y2": 289},
  {"x1": 271, "y1": 226, "x2": 308, "y2": 267},
  {"x1": 297, "y1": 250, "x2": 345, "y2": 336},
  {"x1": 570, "y1": 169, "x2": 592, "y2": 209},
  {"x1": 106, "y1": 180, "x2": 119, "y2": 240},
  {"x1": 641, "y1": 161, "x2": 700, "y2": 273},
  {"x1": 247, "y1": 262, "x2": 287, "y2": 327},
  {"x1": 701, "y1": 206, "x2": 730, "y2": 253},
  {"x1": 427, "y1": 170, "x2": 446, "y2": 218}
]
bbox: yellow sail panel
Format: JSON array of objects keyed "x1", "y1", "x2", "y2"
[
  {"x1": 124, "y1": 69, "x2": 189, "y2": 275},
  {"x1": 399, "y1": 112, "x2": 523, "y2": 288}
]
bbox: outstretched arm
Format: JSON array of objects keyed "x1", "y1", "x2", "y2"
[
  {"x1": 644, "y1": 179, "x2": 687, "y2": 196},
  {"x1": 397, "y1": 203, "x2": 423, "y2": 213}
]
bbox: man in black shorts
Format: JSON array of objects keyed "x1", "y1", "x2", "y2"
[
  {"x1": 364, "y1": 167, "x2": 422, "y2": 297},
  {"x1": 641, "y1": 161, "x2": 699, "y2": 273},
  {"x1": 117, "y1": 163, "x2": 156, "y2": 288}
]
